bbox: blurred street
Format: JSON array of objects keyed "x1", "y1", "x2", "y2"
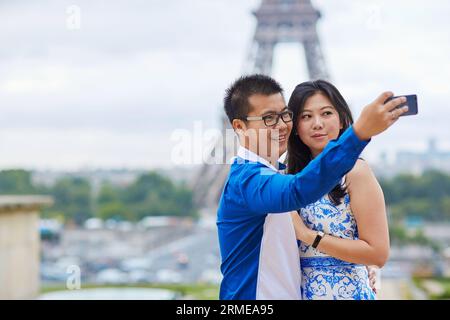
[{"x1": 40, "y1": 220, "x2": 222, "y2": 289}]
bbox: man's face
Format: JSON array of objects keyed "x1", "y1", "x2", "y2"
[{"x1": 242, "y1": 93, "x2": 293, "y2": 159}]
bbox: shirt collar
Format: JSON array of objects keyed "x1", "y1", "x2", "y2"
[{"x1": 236, "y1": 146, "x2": 287, "y2": 172}]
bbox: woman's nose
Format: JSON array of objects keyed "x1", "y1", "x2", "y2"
[{"x1": 312, "y1": 116, "x2": 323, "y2": 129}]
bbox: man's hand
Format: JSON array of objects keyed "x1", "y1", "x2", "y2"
[
  {"x1": 353, "y1": 92, "x2": 409, "y2": 141},
  {"x1": 367, "y1": 265, "x2": 379, "y2": 293}
]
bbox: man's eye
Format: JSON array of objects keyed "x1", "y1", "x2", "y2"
[{"x1": 264, "y1": 115, "x2": 276, "y2": 121}]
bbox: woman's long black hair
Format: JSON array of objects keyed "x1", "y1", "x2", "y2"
[{"x1": 286, "y1": 80, "x2": 354, "y2": 205}]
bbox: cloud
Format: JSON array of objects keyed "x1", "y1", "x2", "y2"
[{"x1": 0, "y1": 0, "x2": 449, "y2": 169}]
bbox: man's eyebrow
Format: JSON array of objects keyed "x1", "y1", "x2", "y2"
[{"x1": 261, "y1": 107, "x2": 288, "y2": 115}]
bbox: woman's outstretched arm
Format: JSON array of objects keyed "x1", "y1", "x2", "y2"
[{"x1": 291, "y1": 160, "x2": 390, "y2": 268}]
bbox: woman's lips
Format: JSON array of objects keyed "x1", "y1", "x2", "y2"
[{"x1": 311, "y1": 134, "x2": 328, "y2": 139}]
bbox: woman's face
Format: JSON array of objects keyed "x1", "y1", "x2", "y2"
[{"x1": 296, "y1": 93, "x2": 343, "y2": 157}]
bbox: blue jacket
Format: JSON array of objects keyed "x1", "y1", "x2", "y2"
[{"x1": 217, "y1": 126, "x2": 369, "y2": 300}]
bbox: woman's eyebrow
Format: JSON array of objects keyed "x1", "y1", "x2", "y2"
[{"x1": 302, "y1": 105, "x2": 334, "y2": 112}]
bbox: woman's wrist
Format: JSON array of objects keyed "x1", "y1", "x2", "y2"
[{"x1": 301, "y1": 228, "x2": 317, "y2": 246}]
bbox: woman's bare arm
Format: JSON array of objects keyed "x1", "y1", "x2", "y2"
[{"x1": 291, "y1": 160, "x2": 390, "y2": 268}]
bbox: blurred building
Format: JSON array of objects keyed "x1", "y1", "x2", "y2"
[
  {"x1": 0, "y1": 196, "x2": 52, "y2": 299},
  {"x1": 374, "y1": 138, "x2": 450, "y2": 177}
]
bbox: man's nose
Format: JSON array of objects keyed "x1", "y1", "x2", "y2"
[{"x1": 276, "y1": 117, "x2": 288, "y2": 130}]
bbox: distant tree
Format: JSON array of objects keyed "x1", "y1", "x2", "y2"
[
  {"x1": 389, "y1": 198, "x2": 433, "y2": 221},
  {"x1": 98, "y1": 202, "x2": 130, "y2": 221},
  {"x1": 97, "y1": 183, "x2": 120, "y2": 206},
  {"x1": 380, "y1": 170, "x2": 450, "y2": 222},
  {"x1": 120, "y1": 172, "x2": 198, "y2": 221},
  {"x1": 49, "y1": 177, "x2": 93, "y2": 225},
  {"x1": 0, "y1": 170, "x2": 40, "y2": 194},
  {"x1": 440, "y1": 196, "x2": 450, "y2": 220}
]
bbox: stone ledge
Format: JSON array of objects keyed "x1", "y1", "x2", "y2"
[{"x1": 0, "y1": 196, "x2": 53, "y2": 214}]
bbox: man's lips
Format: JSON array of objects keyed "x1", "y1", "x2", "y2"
[{"x1": 271, "y1": 133, "x2": 288, "y2": 142}]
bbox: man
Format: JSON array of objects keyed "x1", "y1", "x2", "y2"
[{"x1": 217, "y1": 74, "x2": 408, "y2": 300}]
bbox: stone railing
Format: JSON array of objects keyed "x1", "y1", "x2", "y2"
[{"x1": 0, "y1": 196, "x2": 53, "y2": 299}]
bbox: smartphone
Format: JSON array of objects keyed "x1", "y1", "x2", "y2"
[{"x1": 385, "y1": 94, "x2": 418, "y2": 116}]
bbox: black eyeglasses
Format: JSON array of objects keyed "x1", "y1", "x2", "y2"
[{"x1": 245, "y1": 110, "x2": 294, "y2": 127}]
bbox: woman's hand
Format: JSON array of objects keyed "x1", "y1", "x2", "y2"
[
  {"x1": 367, "y1": 266, "x2": 379, "y2": 293},
  {"x1": 289, "y1": 211, "x2": 315, "y2": 245}
]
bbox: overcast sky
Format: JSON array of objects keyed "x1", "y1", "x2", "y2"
[{"x1": 1, "y1": 0, "x2": 449, "y2": 170}]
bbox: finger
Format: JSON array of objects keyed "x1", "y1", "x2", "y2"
[
  {"x1": 391, "y1": 106, "x2": 409, "y2": 118},
  {"x1": 383, "y1": 96, "x2": 407, "y2": 112},
  {"x1": 376, "y1": 91, "x2": 394, "y2": 104}
]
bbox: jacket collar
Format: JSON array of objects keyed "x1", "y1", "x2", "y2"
[{"x1": 236, "y1": 146, "x2": 286, "y2": 172}]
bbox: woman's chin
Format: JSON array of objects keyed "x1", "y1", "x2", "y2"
[{"x1": 306, "y1": 143, "x2": 326, "y2": 155}]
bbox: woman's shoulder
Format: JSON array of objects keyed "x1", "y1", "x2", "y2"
[{"x1": 346, "y1": 159, "x2": 375, "y2": 188}]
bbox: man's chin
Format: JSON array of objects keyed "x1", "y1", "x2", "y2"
[
  {"x1": 278, "y1": 142, "x2": 288, "y2": 157},
  {"x1": 266, "y1": 140, "x2": 287, "y2": 158}
]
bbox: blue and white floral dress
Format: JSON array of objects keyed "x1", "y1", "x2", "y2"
[{"x1": 299, "y1": 183, "x2": 376, "y2": 300}]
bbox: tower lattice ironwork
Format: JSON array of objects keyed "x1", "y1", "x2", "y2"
[{"x1": 192, "y1": 0, "x2": 330, "y2": 213}]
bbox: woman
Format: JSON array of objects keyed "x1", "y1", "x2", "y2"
[{"x1": 287, "y1": 80, "x2": 389, "y2": 300}]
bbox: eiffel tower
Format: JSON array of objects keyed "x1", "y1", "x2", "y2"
[{"x1": 192, "y1": 0, "x2": 330, "y2": 215}]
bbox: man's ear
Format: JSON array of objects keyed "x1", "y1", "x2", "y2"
[{"x1": 232, "y1": 119, "x2": 246, "y2": 134}]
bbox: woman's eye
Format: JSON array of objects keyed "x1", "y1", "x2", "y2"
[
  {"x1": 323, "y1": 111, "x2": 333, "y2": 116},
  {"x1": 302, "y1": 114, "x2": 311, "y2": 119}
]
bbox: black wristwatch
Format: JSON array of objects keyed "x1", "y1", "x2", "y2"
[{"x1": 312, "y1": 231, "x2": 325, "y2": 249}]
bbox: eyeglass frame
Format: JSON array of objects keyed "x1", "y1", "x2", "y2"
[{"x1": 243, "y1": 110, "x2": 294, "y2": 127}]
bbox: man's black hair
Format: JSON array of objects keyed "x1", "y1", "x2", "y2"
[{"x1": 223, "y1": 74, "x2": 284, "y2": 124}]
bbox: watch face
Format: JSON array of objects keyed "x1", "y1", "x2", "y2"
[{"x1": 312, "y1": 231, "x2": 325, "y2": 249}]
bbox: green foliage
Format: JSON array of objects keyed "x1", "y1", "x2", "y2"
[
  {"x1": 378, "y1": 170, "x2": 450, "y2": 249},
  {"x1": 97, "y1": 201, "x2": 130, "y2": 221},
  {"x1": 380, "y1": 170, "x2": 450, "y2": 222},
  {"x1": 413, "y1": 277, "x2": 450, "y2": 300},
  {"x1": 120, "y1": 173, "x2": 198, "y2": 221},
  {"x1": 0, "y1": 170, "x2": 41, "y2": 194},
  {"x1": 440, "y1": 196, "x2": 450, "y2": 220},
  {"x1": 0, "y1": 169, "x2": 198, "y2": 224},
  {"x1": 48, "y1": 177, "x2": 94, "y2": 225},
  {"x1": 4, "y1": 167, "x2": 448, "y2": 225},
  {"x1": 97, "y1": 184, "x2": 129, "y2": 220},
  {"x1": 389, "y1": 224, "x2": 440, "y2": 251}
]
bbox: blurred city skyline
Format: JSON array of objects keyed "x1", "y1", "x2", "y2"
[{"x1": 1, "y1": 0, "x2": 449, "y2": 170}]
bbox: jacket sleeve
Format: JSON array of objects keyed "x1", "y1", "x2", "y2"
[{"x1": 240, "y1": 126, "x2": 369, "y2": 214}]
